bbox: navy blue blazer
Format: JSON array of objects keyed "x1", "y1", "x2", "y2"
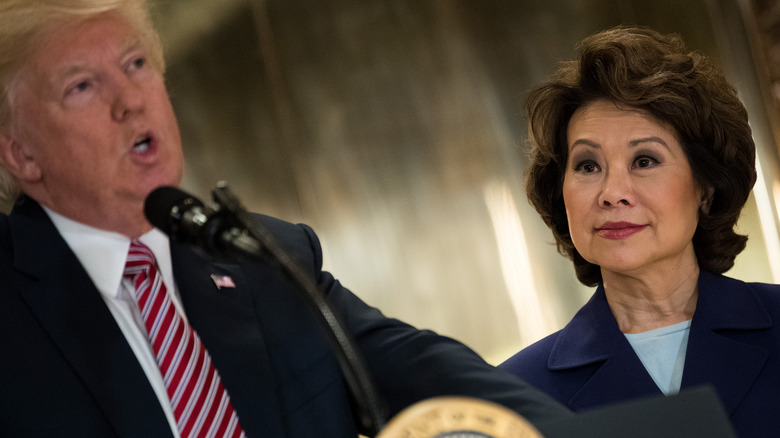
[
  {"x1": 0, "y1": 198, "x2": 569, "y2": 437},
  {"x1": 500, "y1": 272, "x2": 780, "y2": 438}
]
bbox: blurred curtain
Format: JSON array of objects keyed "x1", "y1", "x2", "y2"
[{"x1": 149, "y1": 0, "x2": 779, "y2": 363}]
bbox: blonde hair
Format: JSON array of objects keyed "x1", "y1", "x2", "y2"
[{"x1": 0, "y1": 0, "x2": 165, "y2": 202}]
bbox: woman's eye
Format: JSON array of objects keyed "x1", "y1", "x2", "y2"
[
  {"x1": 634, "y1": 156, "x2": 659, "y2": 168},
  {"x1": 132, "y1": 57, "x2": 146, "y2": 69},
  {"x1": 574, "y1": 160, "x2": 600, "y2": 173}
]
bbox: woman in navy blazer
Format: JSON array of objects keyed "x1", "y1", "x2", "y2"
[{"x1": 499, "y1": 26, "x2": 780, "y2": 437}]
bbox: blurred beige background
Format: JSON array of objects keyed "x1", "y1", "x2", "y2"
[{"x1": 147, "y1": 0, "x2": 777, "y2": 364}]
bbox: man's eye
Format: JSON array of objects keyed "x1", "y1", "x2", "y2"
[{"x1": 66, "y1": 80, "x2": 92, "y2": 96}]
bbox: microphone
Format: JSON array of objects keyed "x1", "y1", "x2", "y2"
[
  {"x1": 144, "y1": 186, "x2": 262, "y2": 257},
  {"x1": 144, "y1": 183, "x2": 389, "y2": 434}
]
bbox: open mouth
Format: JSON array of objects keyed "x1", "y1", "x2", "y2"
[{"x1": 133, "y1": 135, "x2": 152, "y2": 153}]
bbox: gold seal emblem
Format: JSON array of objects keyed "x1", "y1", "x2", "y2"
[{"x1": 377, "y1": 396, "x2": 545, "y2": 438}]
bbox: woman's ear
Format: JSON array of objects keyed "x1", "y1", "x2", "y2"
[
  {"x1": 700, "y1": 185, "x2": 715, "y2": 214},
  {"x1": 0, "y1": 131, "x2": 42, "y2": 183}
]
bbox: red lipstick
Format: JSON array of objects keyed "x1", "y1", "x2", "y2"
[{"x1": 595, "y1": 221, "x2": 646, "y2": 240}]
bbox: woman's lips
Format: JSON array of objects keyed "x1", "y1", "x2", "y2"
[{"x1": 595, "y1": 221, "x2": 646, "y2": 240}]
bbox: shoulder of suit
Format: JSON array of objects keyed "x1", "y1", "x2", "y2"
[
  {"x1": 248, "y1": 212, "x2": 322, "y2": 269},
  {"x1": 499, "y1": 330, "x2": 562, "y2": 372},
  {"x1": 744, "y1": 279, "x2": 780, "y2": 308},
  {"x1": 701, "y1": 272, "x2": 780, "y2": 303},
  {"x1": 0, "y1": 212, "x2": 12, "y2": 255}
]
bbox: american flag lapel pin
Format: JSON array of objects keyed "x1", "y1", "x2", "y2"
[{"x1": 211, "y1": 274, "x2": 236, "y2": 290}]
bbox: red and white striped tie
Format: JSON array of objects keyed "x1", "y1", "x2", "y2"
[{"x1": 124, "y1": 240, "x2": 244, "y2": 438}]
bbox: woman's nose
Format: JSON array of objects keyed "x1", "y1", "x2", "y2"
[{"x1": 598, "y1": 169, "x2": 633, "y2": 207}]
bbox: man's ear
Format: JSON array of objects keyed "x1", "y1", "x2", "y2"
[{"x1": 0, "y1": 131, "x2": 42, "y2": 183}]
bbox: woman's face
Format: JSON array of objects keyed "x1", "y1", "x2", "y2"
[{"x1": 562, "y1": 100, "x2": 704, "y2": 279}]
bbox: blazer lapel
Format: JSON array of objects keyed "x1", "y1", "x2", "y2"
[
  {"x1": 548, "y1": 287, "x2": 662, "y2": 410},
  {"x1": 552, "y1": 273, "x2": 772, "y2": 416},
  {"x1": 171, "y1": 243, "x2": 285, "y2": 437},
  {"x1": 681, "y1": 272, "x2": 771, "y2": 415},
  {"x1": 9, "y1": 199, "x2": 171, "y2": 437}
]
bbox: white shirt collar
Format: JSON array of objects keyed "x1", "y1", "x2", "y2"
[{"x1": 42, "y1": 206, "x2": 175, "y2": 300}]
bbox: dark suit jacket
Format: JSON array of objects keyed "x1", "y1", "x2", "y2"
[
  {"x1": 0, "y1": 198, "x2": 569, "y2": 437},
  {"x1": 500, "y1": 271, "x2": 780, "y2": 438}
]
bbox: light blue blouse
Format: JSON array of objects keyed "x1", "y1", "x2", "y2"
[{"x1": 624, "y1": 319, "x2": 691, "y2": 395}]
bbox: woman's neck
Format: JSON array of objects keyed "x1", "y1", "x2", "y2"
[{"x1": 603, "y1": 263, "x2": 700, "y2": 334}]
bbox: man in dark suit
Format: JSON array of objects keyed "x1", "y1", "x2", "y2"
[{"x1": 0, "y1": 1, "x2": 570, "y2": 436}]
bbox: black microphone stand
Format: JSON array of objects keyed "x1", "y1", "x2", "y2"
[{"x1": 210, "y1": 182, "x2": 388, "y2": 435}]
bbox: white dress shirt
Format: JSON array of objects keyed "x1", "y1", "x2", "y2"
[{"x1": 43, "y1": 206, "x2": 183, "y2": 438}]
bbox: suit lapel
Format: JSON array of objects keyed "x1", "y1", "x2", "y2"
[
  {"x1": 9, "y1": 199, "x2": 171, "y2": 437},
  {"x1": 551, "y1": 273, "x2": 773, "y2": 416},
  {"x1": 681, "y1": 272, "x2": 771, "y2": 415},
  {"x1": 566, "y1": 349, "x2": 662, "y2": 410},
  {"x1": 171, "y1": 243, "x2": 285, "y2": 437},
  {"x1": 548, "y1": 286, "x2": 662, "y2": 410}
]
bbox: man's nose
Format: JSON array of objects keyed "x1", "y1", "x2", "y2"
[{"x1": 111, "y1": 77, "x2": 144, "y2": 121}]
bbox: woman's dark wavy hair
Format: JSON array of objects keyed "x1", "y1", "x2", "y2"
[{"x1": 525, "y1": 25, "x2": 756, "y2": 286}]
